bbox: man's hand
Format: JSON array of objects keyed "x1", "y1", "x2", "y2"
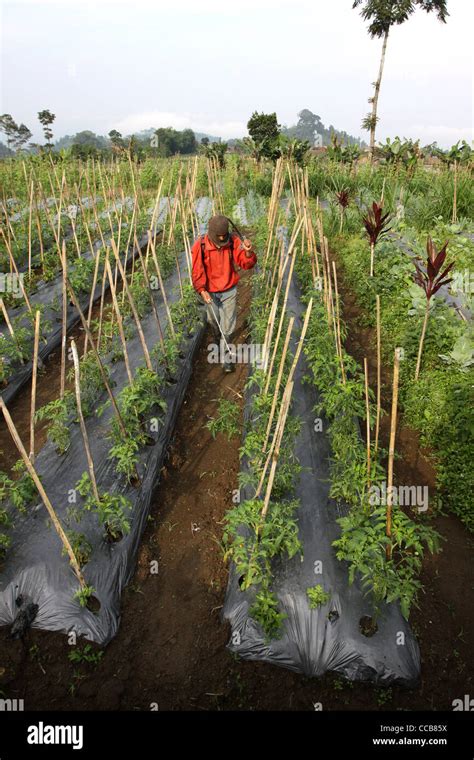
[
  {"x1": 200, "y1": 290, "x2": 212, "y2": 304},
  {"x1": 243, "y1": 238, "x2": 253, "y2": 256}
]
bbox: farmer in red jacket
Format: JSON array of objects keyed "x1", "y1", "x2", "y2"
[{"x1": 191, "y1": 215, "x2": 257, "y2": 372}]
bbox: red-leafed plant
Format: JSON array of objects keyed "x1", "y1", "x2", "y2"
[
  {"x1": 335, "y1": 188, "x2": 351, "y2": 232},
  {"x1": 362, "y1": 201, "x2": 392, "y2": 276},
  {"x1": 413, "y1": 237, "x2": 454, "y2": 380}
]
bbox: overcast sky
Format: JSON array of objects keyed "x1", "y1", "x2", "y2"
[{"x1": 1, "y1": 0, "x2": 472, "y2": 147}]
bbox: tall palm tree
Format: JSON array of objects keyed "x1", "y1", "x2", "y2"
[{"x1": 353, "y1": 1, "x2": 449, "y2": 158}]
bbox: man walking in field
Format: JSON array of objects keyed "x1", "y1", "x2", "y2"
[{"x1": 191, "y1": 215, "x2": 257, "y2": 372}]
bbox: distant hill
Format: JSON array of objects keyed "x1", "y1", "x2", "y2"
[
  {"x1": 282, "y1": 109, "x2": 366, "y2": 148},
  {"x1": 133, "y1": 128, "x2": 222, "y2": 144}
]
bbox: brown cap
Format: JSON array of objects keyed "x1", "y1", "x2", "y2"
[{"x1": 208, "y1": 215, "x2": 229, "y2": 246}]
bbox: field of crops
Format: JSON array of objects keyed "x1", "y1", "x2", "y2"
[{"x1": 0, "y1": 148, "x2": 473, "y2": 719}]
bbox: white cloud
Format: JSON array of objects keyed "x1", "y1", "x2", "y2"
[{"x1": 111, "y1": 111, "x2": 248, "y2": 139}]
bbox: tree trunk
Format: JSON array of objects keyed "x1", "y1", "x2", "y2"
[{"x1": 370, "y1": 30, "x2": 389, "y2": 159}]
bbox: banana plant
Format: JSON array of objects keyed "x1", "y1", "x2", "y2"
[
  {"x1": 435, "y1": 141, "x2": 473, "y2": 223},
  {"x1": 327, "y1": 135, "x2": 360, "y2": 166},
  {"x1": 362, "y1": 201, "x2": 392, "y2": 277},
  {"x1": 413, "y1": 237, "x2": 454, "y2": 380}
]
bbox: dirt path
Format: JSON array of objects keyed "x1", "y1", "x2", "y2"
[{"x1": 1, "y1": 269, "x2": 473, "y2": 711}]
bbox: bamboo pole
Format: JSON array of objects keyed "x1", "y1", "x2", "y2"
[
  {"x1": 386, "y1": 348, "x2": 401, "y2": 561},
  {"x1": 261, "y1": 317, "x2": 295, "y2": 454},
  {"x1": 105, "y1": 255, "x2": 133, "y2": 384},
  {"x1": 55, "y1": 173, "x2": 66, "y2": 261},
  {"x1": 27, "y1": 177, "x2": 34, "y2": 279},
  {"x1": 0, "y1": 397, "x2": 87, "y2": 588},
  {"x1": 259, "y1": 379, "x2": 294, "y2": 525},
  {"x1": 96, "y1": 260, "x2": 108, "y2": 353},
  {"x1": 264, "y1": 253, "x2": 296, "y2": 394},
  {"x1": 67, "y1": 278, "x2": 129, "y2": 438},
  {"x1": 264, "y1": 236, "x2": 284, "y2": 306},
  {"x1": 134, "y1": 233, "x2": 166, "y2": 354},
  {"x1": 70, "y1": 339, "x2": 100, "y2": 502},
  {"x1": 38, "y1": 179, "x2": 61, "y2": 252},
  {"x1": 261, "y1": 253, "x2": 291, "y2": 370},
  {"x1": 110, "y1": 240, "x2": 153, "y2": 370},
  {"x1": 375, "y1": 294, "x2": 381, "y2": 456},
  {"x1": 28, "y1": 309, "x2": 41, "y2": 461},
  {"x1": 76, "y1": 193, "x2": 96, "y2": 258},
  {"x1": 83, "y1": 248, "x2": 102, "y2": 356},
  {"x1": 149, "y1": 232, "x2": 176, "y2": 337},
  {"x1": 286, "y1": 297, "x2": 313, "y2": 392},
  {"x1": 331, "y1": 261, "x2": 346, "y2": 385},
  {"x1": 1, "y1": 199, "x2": 17, "y2": 246},
  {"x1": 34, "y1": 197, "x2": 45, "y2": 271},
  {"x1": 60, "y1": 240, "x2": 68, "y2": 400},
  {"x1": 363, "y1": 357, "x2": 371, "y2": 494},
  {"x1": 256, "y1": 299, "x2": 313, "y2": 496}
]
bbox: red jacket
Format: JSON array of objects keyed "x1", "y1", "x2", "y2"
[{"x1": 191, "y1": 233, "x2": 257, "y2": 294}]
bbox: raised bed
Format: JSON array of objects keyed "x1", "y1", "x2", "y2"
[{"x1": 0, "y1": 257, "x2": 207, "y2": 645}]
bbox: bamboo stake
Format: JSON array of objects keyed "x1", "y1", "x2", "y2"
[
  {"x1": 96, "y1": 260, "x2": 108, "y2": 353},
  {"x1": 0, "y1": 397, "x2": 86, "y2": 588},
  {"x1": 256, "y1": 299, "x2": 313, "y2": 496},
  {"x1": 55, "y1": 173, "x2": 66, "y2": 261},
  {"x1": 71, "y1": 339, "x2": 100, "y2": 502},
  {"x1": 264, "y1": 237, "x2": 284, "y2": 306},
  {"x1": 261, "y1": 317, "x2": 295, "y2": 454},
  {"x1": 386, "y1": 348, "x2": 401, "y2": 561},
  {"x1": 29, "y1": 310, "x2": 41, "y2": 462},
  {"x1": 323, "y1": 239, "x2": 332, "y2": 324},
  {"x1": 110, "y1": 240, "x2": 153, "y2": 370},
  {"x1": 38, "y1": 179, "x2": 61, "y2": 252},
  {"x1": 286, "y1": 297, "x2": 313, "y2": 392},
  {"x1": 264, "y1": 253, "x2": 296, "y2": 394},
  {"x1": 34, "y1": 197, "x2": 45, "y2": 271},
  {"x1": 1, "y1": 200, "x2": 17, "y2": 246},
  {"x1": 27, "y1": 177, "x2": 34, "y2": 279},
  {"x1": 261, "y1": 253, "x2": 291, "y2": 370},
  {"x1": 76, "y1": 194, "x2": 96, "y2": 258},
  {"x1": 363, "y1": 357, "x2": 371, "y2": 493},
  {"x1": 149, "y1": 232, "x2": 176, "y2": 337},
  {"x1": 83, "y1": 248, "x2": 102, "y2": 356},
  {"x1": 260, "y1": 380, "x2": 294, "y2": 524},
  {"x1": 375, "y1": 294, "x2": 381, "y2": 456},
  {"x1": 67, "y1": 278, "x2": 129, "y2": 437},
  {"x1": 134, "y1": 233, "x2": 166, "y2": 354},
  {"x1": 105, "y1": 255, "x2": 133, "y2": 384},
  {"x1": 331, "y1": 261, "x2": 346, "y2": 385},
  {"x1": 60, "y1": 240, "x2": 68, "y2": 400}
]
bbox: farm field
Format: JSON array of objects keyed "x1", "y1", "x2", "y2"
[
  {"x1": 1, "y1": 151, "x2": 473, "y2": 715},
  {"x1": 0, "y1": 2, "x2": 473, "y2": 750}
]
